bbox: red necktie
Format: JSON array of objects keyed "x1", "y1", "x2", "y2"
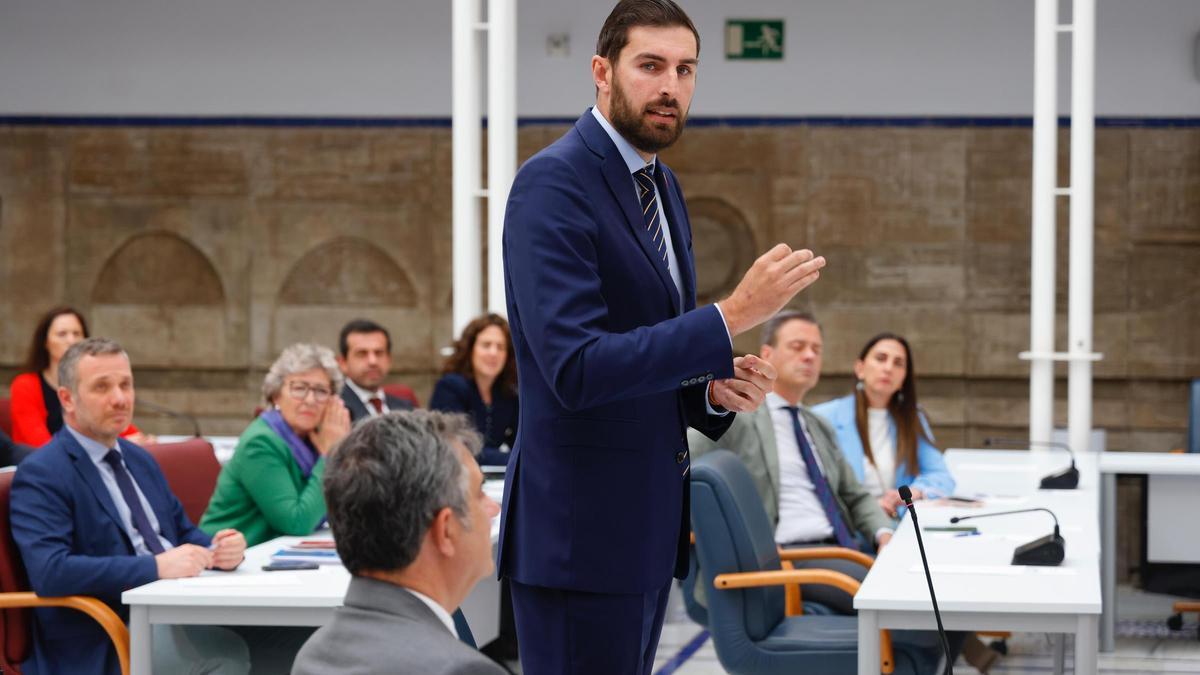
[{"x1": 369, "y1": 397, "x2": 384, "y2": 414}]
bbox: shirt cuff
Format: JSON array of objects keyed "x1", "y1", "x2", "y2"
[
  {"x1": 712, "y1": 303, "x2": 734, "y2": 349},
  {"x1": 875, "y1": 527, "x2": 895, "y2": 542},
  {"x1": 705, "y1": 382, "x2": 730, "y2": 417}
]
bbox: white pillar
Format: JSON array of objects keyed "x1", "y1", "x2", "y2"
[
  {"x1": 1068, "y1": 0, "x2": 1096, "y2": 453},
  {"x1": 1028, "y1": 0, "x2": 1058, "y2": 449},
  {"x1": 487, "y1": 0, "x2": 517, "y2": 316},
  {"x1": 452, "y1": 0, "x2": 484, "y2": 336}
]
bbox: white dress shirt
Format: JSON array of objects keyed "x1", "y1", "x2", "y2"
[
  {"x1": 867, "y1": 408, "x2": 896, "y2": 492},
  {"x1": 769, "y1": 394, "x2": 836, "y2": 545},
  {"x1": 66, "y1": 426, "x2": 174, "y2": 555},
  {"x1": 406, "y1": 587, "x2": 457, "y2": 636},
  {"x1": 345, "y1": 378, "x2": 389, "y2": 417}
]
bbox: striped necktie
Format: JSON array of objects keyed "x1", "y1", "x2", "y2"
[
  {"x1": 784, "y1": 407, "x2": 858, "y2": 549},
  {"x1": 633, "y1": 164, "x2": 670, "y2": 273}
]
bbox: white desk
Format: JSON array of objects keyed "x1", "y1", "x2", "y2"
[
  {"x1": 122, "y1": 481, "x2": 504, "y2": 675},
  {"x1": 855, "y1": 450, "x2": 1102, "y2": 675},
  {"x1": 1098, "y1": 452, "x2": 1200, "y2": 652}
]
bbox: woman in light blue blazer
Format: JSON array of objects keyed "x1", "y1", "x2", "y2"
[{"x1": 812, "y1": 332, "x2": 955, "y2": 517}]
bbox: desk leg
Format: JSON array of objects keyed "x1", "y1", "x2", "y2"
[
  {"x1": 1052, "y1": 634, "x2": 1065, "y2": 675},
  {"x1": 858, "y1": 610, "x2": 880, "y2": 675},
  {"x1": 1076, "y1": 615, "x2": 1098, "y2": 674},
  {"x1": 129, "y1": 605, "x2": 151, "y2": 675},
  {"x1": 1101, "y1": 471, "x2": 1116, "y2": 652}
]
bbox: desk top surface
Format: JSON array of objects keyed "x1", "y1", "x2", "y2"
[
  {"x1": 855, "y1": 450, "x2": 1101, "y2": 615},
  {"x1": 123, "y1": 480, "x2": 504, "y2": 608},
  {"x1": 1098, "y1": 451, "x2": 1200, "y2": 475}
]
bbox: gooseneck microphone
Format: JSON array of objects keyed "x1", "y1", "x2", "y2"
[
  {"x1": 983, "y1": 437, "x2": 1079, "y2": 489},
  {"x1": 899, "y1": 485, "x2": 954, "y2": 675},
  {"x1": 950, "y1": 508, "x2": 1066, "y2": 566},
  {"x1": 137, "y1": 400, "x2": 203, "y2": 438}
]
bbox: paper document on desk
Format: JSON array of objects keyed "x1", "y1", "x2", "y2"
[
  {"x1": 271, "y1": 547, "x2": 342, "y2": 565},
  {"x1": 909, "y1": 564, "x2": 1078, "y2": 576}
]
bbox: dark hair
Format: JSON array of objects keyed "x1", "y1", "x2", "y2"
[
  {"x1": 441, "y1": 313, "x2": 517, "y2": 396},
  {"x1": 761, "y1": 309, "x2": 822, "y2": 347},
  {"x1": 24, "y1": 306, "x2": 89, "y2": 374},
  {"x1": 596, "y1": 0, "x2": 700, "y2": 64},
  {"x1": 338, "y1": 319, "x2": 392, "y2": 357},
  {"x1": 323, "y1": 411, "x2": 482, "y2": 575},
  {"x1": 853, "y1": 332, "x2": 935, "y2": 476}
]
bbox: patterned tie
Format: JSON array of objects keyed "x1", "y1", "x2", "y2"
[
  {"x1": 633, "y1": 164, "x2": 670, "y2": 273},
  {"x1": 369, "y1": 396, "x2": 384, "y2": 415},
  {"x1": 102, "y1": 449, "x2": 166, "y2": 555},
  {"x1": 784, "y1": 407, "x2": 857, "y2": 549}
]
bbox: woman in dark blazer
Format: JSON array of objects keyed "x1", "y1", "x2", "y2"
[{"x1": 430, "y1": 313, "x2": 518, "y2": 467}]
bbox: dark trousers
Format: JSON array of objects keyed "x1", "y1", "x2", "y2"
[{"x1": 509, "y1": 578, "x2": 672, "y2": 675}]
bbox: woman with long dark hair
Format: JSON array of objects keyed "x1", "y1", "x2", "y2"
[
  {"x1": 812, "y1": 332, "x2": 954, "y2": 517},
  {"x1": 429, "y1": 313, "x2": 518, "y2": 467},
  {"x1": 9, "y1": 306, "x2": 149, "y2": 446}
]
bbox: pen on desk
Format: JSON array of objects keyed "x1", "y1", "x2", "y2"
[{"x1": 954, "y1": 531, "x2": 982, "y2": 538}]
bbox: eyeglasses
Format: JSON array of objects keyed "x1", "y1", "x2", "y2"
[{"x1": 285, "y1": 381, "x2": 332, "y2": 403}]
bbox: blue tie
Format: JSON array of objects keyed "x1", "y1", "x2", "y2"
[
  {"x1": 633, "y1": 164, "x2": 670, "y2": 274},
  {"x1": 784, "y1": 407, "x2": 857, "y2": 549},
  {"x1": 103, "y1": 449, "x2": 166, "y2": 555}
]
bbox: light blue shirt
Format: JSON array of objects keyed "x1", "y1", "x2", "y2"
[
  {"x1": 66, "y1": 425, "x2": 173, "y2": 555},
  {"x1": 590, "y1": 106, "x2": 731, "y2": 415}
]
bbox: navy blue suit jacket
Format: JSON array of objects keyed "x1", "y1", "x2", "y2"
[
  {"x1": 10, "y1": 429, "x2": 211, "y2": 675},
  {"x1": 499, "y1": 110, "x2": 735, "y2": 595}
]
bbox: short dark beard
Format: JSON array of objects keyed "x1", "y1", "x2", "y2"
[{"x1": 607, "y1": 71, "x2": 687, "y2": 154}]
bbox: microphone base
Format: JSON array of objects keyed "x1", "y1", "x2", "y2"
[
  {"x1": 1011, "y1": 532, "x2": 1066, "y2": 566},
  {"x1": 1040, "y1": 466, "x2": 1079, "y2": 490}
]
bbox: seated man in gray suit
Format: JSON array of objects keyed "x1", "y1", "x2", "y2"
[
  {"x1": 292, "y1": 410, "x2": 504, "y2": 675},
  {"x1": 336, "y1": 319, "x2": 416, "y2": 422},
  {"x1": 689, "y1": 310, "x2": 892, "y2": 614}
]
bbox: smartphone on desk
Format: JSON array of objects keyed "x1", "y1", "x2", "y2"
[{"x1": 262, "y1": 560, "x2": 319, "y2": 571}]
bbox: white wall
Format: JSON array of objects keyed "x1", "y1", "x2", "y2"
[{"x1": 1, "y1": 0, "x2": 1197, "y2": 117}]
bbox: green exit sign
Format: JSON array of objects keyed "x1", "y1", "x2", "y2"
[{"x1": 725, "y1": 19, "x2": 784, "y2": 60}]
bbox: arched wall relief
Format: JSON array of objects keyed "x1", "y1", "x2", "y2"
[{"x1": 688, "y1": 197, "x2": 756, "y2": 306}]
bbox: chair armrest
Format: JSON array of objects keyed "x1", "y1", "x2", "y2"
[
  {"x1": 714, "y1": 568, "x2": 861, "y2": 595},
  {"x1": 713, "y1": 570, "x2": 893, "y2": 674},
  {"x1": 778, "y1": 546, "x2": 875, "y2": 569},
  {"x1": 0, "y1": 591, "x2": 130, "y2": 675}
]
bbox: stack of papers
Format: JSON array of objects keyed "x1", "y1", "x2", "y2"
[{"x1": 270, "y1": 540, "x2": 341, "y2": 565}]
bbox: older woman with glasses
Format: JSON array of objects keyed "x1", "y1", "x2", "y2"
[{"x1": 201, "y1": 343, "x2": 351, "y2": 547}]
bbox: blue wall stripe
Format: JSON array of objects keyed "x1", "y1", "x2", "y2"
[
  {"x1": 1, "y1": 115, "x2": 1198, "y2": 129},
  {"x1": 654, "y1": 629, "x2": 711, "y2": 675}
]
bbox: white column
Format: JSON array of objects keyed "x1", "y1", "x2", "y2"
[
  {"x1": 1028, "y1": 0, "x2": 1058, "y2": 449},
  {"x1": 1068, "y1": 0, "x2": 1096, "y2": 453},
  {"x1": 452, "y1": 0, "x2": 484, "y2": 336},
  {"x1": 486, "y1": 0, "x2": 517, "y2": 316}
]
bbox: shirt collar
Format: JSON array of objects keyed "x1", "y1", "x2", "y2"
[
  {"x1": 66, "y1": 424, "x2": 118, "y2": 465},
  {"x1": 405, "y1": 588, "x2": 457, "y2": 636},
  {"x1": 767, "y1": 391, "x2": 797, "y2": 412},
  {"x1": 590, "y1": 106, "x2": 657, "y2": 176},
  {"x1": 344, "y1": 378, "x2": 381, "y2": 405}
]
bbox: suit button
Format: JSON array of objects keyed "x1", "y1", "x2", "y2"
[
  {"x1": 676, "y1": 451, "x2": 686, "y2": 464},
  {"x1": 680, "y1": 380, "x2": 688, "y2": 387},
  {"x1": 706, "y1": 374, "x2": 714, "y2": 381}
]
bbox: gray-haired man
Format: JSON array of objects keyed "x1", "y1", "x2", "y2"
[{"x1": 292, "y1": 411, "x2": 504, "y2": 675}]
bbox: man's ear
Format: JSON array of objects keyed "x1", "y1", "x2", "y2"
[
  {"x1": 760, "y1": 344, "x2": 774, "y2": 361},
  {"x1": 430, "y1": 507, "x2": 458, "y2": 558},
  {"x1": 591, "y1": 55, "x2": 612, "y2": 94},
  {"x1": 57, "y1": 386, "x2": 74, "y2": 416}
]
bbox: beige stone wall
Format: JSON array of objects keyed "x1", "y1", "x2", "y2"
[{"x1": 2, "y1": 123, "x2": 1197, "y2": 456}]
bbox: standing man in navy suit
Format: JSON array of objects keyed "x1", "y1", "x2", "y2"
[
  {"x1": 10, "y1": 338, "x2": 249, "y2": 675},
  {"x1": 500, "y1": 1, "x2": 827, "y2": 672}
]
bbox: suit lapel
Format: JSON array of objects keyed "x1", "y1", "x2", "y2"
[
  {"x1": 341, "y1": 387, "x2": 369, "y2": 421},
  {"x1": 656, "y1": 167, "x2": 692, "y2": 313},
  {"x1": 753, "y1": 406, "x2": 782, "y2": 503},
  {"x1": 63, "y1": 433, "x2": 131, "y2": 547}
]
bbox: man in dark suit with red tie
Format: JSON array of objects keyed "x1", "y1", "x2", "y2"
[
  {"x1": 498, "y1": 2, "x2": 827, "y2": 672},
  {"x1": 336, "y1": 319, "x2": 415, "y2": 423}
]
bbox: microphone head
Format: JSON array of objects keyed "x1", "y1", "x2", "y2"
[
  {"x1": 949, "y1": 516, "x2": 961, "y2": 523},
  {"x1": 897, "y1": 485, "x2": 912, "y2": 503}
]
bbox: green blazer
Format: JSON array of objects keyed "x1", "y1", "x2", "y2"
[
  {"x1": 688, "y1": 403, "x2": 892, "y2": 541},
  {"x1": 199, "y1": 417, "x2": 327, "y2": 547}
]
